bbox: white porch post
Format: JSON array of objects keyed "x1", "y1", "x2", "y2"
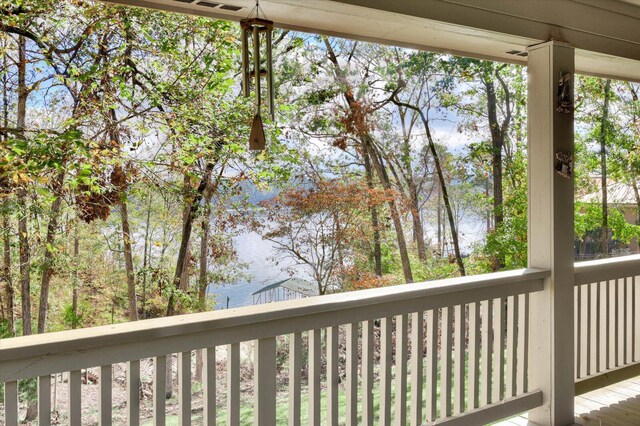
[{"x1": 527, "y1": 41, "x2": 575, "y2": 425}]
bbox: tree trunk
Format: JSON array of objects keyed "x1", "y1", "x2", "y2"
[
  {"x1": 198, "y1": 186, "x2": 213, "y2": 303},
  {"x1": 2, "y1": 210, "x2": 14, "y2": 335},
  {"x1": 392, "y1": 96, "x2": 466, "y2": 276},
  {"x1": 437, "y1": 184, "x2": 442, "y2": 256},
  {"x1": 18, "y1": 191, "x2": 31, "y2": 336},
  {"x1": 195, "y1": 182, "x2": 213, "y2": 381},
  {"x1": 72, "y1": 226, "x2": 79, "y2": 329},
  {"x1": 385, "y1": 156, "x2": 427, "y2": 264},
  {"x1": 485, "y1": 179, "x2": 492, "y2": 233},
  {"x1": 363, "y1": 150, "x2": 382, "y2": 275},
  {"x1": 37, "y1": 169, "x2": 66, "y2": 333},
  {"x1": 1, "y1": 36, "x2": 13, "y2": 335},
  {"x1": 179, "y1": 244, "x2": 191, "y2": 292},
  {"x1": 321, "y1": 38, "x2": 398, "y2": 278},
  {"x1": 141, "y1": 195, "x2": 153, "y2": 319},
  {"x1": 167, "y1": 163, "x2": 214, "y2": 316},
  {"x1": 484, "y1": 77, "x2": 504, "y2": 229},
  {"x1": 32, "y1": 21, "x2": 98, "y2": 330},
  {"x1": 180, "y1": 174, "x2": 192, "y2": 293},
  {"x1": 397, "y1": 107, "x2": 427, "y2": 262},
  {"x1": 119, "y1": 196, "x2": 138, "y2": 321},
  {"x1": 363, "y1": 136, "x2": 414, "y2": 283},
  {"x1": 321, "y1": 40, "x2": 413, "y2": 282},
  {"x1": 105, "y1": 109, "x2": 137, "y2": 321},
  {"x1": 424, "y1": 132, "x2": 465, "y2": 275},
  {"x1": 409, "y1": 182, "x2": 426, "y2": 261},
  {"x1": 97, "y1": 34, "x2": 138, "y2": 321},
  {"x1": 600, "y1": 79, "x2": 612, "y2": 255},
  {"x1": 484, "y1": 76, "x2": 506, "y2": 270},
  {"x1": 391, "y1": 90, "x2": 468, "y2": 275},
  {"x1": 17, "y1": 35, "x2": 32, "y2": 335},
  {"x1": 159, "y1": 227, "x2": 168, "y2": 268}
]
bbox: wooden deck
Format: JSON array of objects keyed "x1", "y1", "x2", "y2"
[{"x1": 496, "y1": 376, "x2": 640, "y2": 426}]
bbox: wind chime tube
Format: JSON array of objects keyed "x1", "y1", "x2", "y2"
[
  {"x1": 253, "y1": 25, "x2": 261, "y2": 112},
  {"x1": 241, "y1": 25, "x2": 249, "y2": 97},
  {"x1": 266, "y1": 27, "x2": 274, "y2": 119}
]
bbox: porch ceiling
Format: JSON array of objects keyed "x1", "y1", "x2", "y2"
[{"x1": 103, "y1": 0, "x2": 640, "y2": 82}]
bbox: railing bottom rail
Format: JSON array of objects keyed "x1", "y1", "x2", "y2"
[{"x1": 433, "y1": 391, "x2": 543, "y2": 426}]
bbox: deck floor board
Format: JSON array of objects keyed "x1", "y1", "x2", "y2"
[
  {"x1": 495, "y1": 376, "x2": 640, "y2": 426},
  {"x1": 605, "y1": 384, "x2": 638, "y2": 398}
]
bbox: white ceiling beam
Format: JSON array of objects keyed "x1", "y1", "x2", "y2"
[
  {"x1": 334, "y1": 0, "x2": 640, "y2": 61},
  {"x1": 102, "y1": 0, "x2": 640, "y2": 81}
]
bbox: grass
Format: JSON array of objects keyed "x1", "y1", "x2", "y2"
[
  {"x1": 141, "y1": 350, "x2": 523, "y2": 425},
  {"x1": 142, "y1": 366, "x2": 428, "y2": 425}
]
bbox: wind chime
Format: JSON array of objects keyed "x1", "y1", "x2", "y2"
[{"x1": 241, "y1": 0, "x2": 274, "y2": 151}]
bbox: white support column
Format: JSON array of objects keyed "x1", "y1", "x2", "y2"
[{"x1": 527, "y1": 41, "x2": 575, "y2": 426}]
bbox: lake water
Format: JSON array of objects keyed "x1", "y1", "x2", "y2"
[
  {"x1": 208, "y1": 215, "x2": 485, "y2": 309},
  {"x1": 207, "y1": 230, "x2": 303, "y2": 309}
]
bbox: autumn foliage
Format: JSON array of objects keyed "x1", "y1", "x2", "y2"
[{"x1": 256, "y1": 180, "x2": 395, "y2": 294}]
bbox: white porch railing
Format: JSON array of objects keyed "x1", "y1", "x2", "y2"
[
  {"x1": 574, "y1": 254, "x2": 640, "y2": 395},
  {"x1": 1, "y1": 268, "x2": 547, "y2": 425}
]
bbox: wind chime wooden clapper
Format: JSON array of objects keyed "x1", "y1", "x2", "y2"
[{"x1": 241, "y1": 0, "x2": 274, "y2": 151}]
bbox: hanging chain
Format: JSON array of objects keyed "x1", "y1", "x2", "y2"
[{"x1": 251, "y1": 0, "x2": 268, "y2": 21}]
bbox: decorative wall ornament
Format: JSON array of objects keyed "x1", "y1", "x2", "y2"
[
  {"x1": 241, "y1": 0, "x2": 274, "y2": 151},
  {"x1": 554, "y1": 151, "x2": 573, "y2": 179},
  {"x1": 556, "y1": 72, "x2": 573, "y2": 113}
]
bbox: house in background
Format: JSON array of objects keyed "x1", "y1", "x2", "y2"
[{"x1": 578, "y1": 178, "x2": 640, "y2": 255}]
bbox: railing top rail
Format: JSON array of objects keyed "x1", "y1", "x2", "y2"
[
  {"x1": 574, "y1": 254, "x2": 640, "y2": 285},
  {"x1": 0, "y1": 268, "x2": 547, "y2": 366}
]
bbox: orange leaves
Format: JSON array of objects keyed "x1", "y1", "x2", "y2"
[
  {"x1": 209, "y1": 236, "x2": 237, "y2": 261},
  {"x1": 332, "y1": 136, "x2": 348, "y2": 151},
  {"x1": 256, "y1": 179, "x2": 395, "y2": 293},
  {"x1": 340, "y1": 265, "x2": 392, "y2": 291},
  {"x1": 263, "y1": 180, "x2": 392, "y2": 216},
  {"x1": 336, "y1": 97, "x2": 374, "y2": 138}
]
